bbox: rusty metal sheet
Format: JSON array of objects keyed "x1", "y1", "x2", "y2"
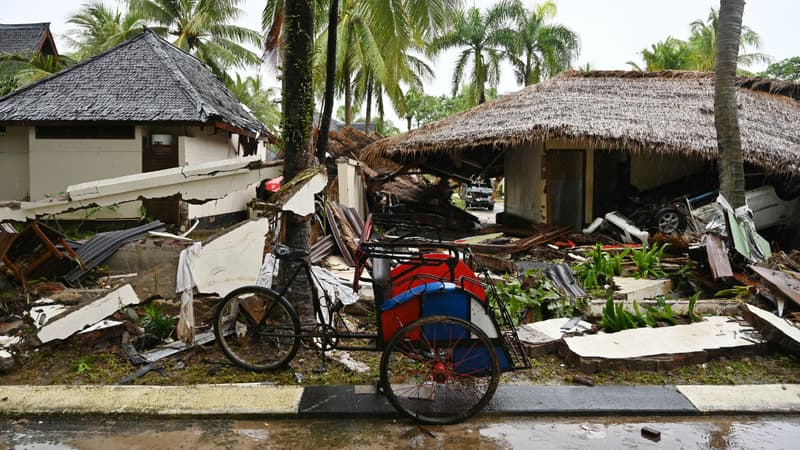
[
  {"x1": 325, "y1": 202, "x2": 355, "y2": 266},
  {"x1": 749, "y1": 265, "x2": 800, "y2": 307},
  {"x1": 706, "y1": 233, "x2": 733, "y2": 279}
]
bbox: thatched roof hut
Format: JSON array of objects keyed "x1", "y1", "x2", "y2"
[{"x1": 361, "y1": 71, "x2": 800, "y2": 177}]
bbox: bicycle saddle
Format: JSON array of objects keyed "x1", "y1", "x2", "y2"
[{"x1": 273, "y1": 243, "x2": 308, "y2": 260}]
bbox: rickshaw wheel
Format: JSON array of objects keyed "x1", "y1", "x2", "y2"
[
  {"x1": 214, "y1": 286, "x2": 301, "y2": 372},
  {"x1": 380, "y1": 315, "x2": 500, "y2": 425}
]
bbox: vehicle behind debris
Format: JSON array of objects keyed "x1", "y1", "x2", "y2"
[{"x1": 464, "y1": 179, "x2": 494, "y2": 210}]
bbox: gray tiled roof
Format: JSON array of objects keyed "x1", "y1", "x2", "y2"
[
  {"x1": 0, "y1": 23, "x2": 49, "y2": 54},
  {"x1": 0, "y1": 30, "x2": 268, "y2": 136}
]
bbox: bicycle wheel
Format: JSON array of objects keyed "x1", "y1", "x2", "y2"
[
  {"x1": 380, "y1": 315, "x2": 500, "y2": 425},
  {"x1": 214, "y1": 286, "x2": 300, "y2": 372}
]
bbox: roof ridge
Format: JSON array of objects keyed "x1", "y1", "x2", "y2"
[
  {"x1": 0, "y1": 22, "x2": 50, "y2": 28},
  {"x1": 555, "y1": 69, "x2": 800, "y2": 101},
  {"x1": 142, "y1": 32, "x2": 213, "y2": 121},
  {"x1": 0, "y1": 31, "x2": 149, "y2": 103}
]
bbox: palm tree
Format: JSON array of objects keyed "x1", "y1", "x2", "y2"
[
  {"x1": 715, "y1": 0, "x2": 746, "y2": 208},
  {"x1": 627, "y1": 36, "x2": 691, "y2": 71},
  {"x1": 428, "y1": 3, "x2": 516, "y2": 105},
  {"x1": 278, "y1": 0, "x2": 316, "y2": 317},
  {"x1": 0, "y1": 53, "x2": 74, "y2": 94},
  {"x1": 128, "y1": 0, "x2": 262, "y2": 82},
  {"x1": 226, "y1": 74, "x2": 281, "y2": 132},
  {"x1": 66, "y1": 1, "x2": 148, "y2": 59},
  {"x1": 264, "y1": 0, "x2": 459, "y2": 128},
  {"x1": 502, "y1": 0, "x2": 579, "y2": 86},
  {"x1": 688, "y1": 7, "x2": 768, "y2": 71}
]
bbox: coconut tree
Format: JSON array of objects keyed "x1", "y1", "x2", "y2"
[
  {"x1": 714, "y1": 0, "x2": 746, "y2": 208},
  {"x1": 65, "y1": 1, "x2": 148, "y2": 59},
  {"x1": 0, "y1": 53, "x2": 74, "y2": 94},
  {"x1": 502, "y1": 0, "x2": 579, "y2": 86},
  {"x1": 688, "y1": 7, "x2": 768, "y2": 71},
  {"x1": 428, "y1": 2, "x2": 516, "y2": 105},
  {"x1": 264, "y1": 0, "x2": 460, "y2": 129},
  {"x1": 627, "y1": 36, "x2": 692, "y2": 71},
  {"x1": 278, "y1": 0, "x2": 316, "y2": 315},
  {"x1": 226, "y1": 74, "x2": 281, "y2": 132},
  {"x1": 128, "y1": 0, "x2": 262, "y2": 82}
]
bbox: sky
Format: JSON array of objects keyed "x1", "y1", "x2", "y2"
[{"x1": 2, "y1": 0, "x2": 798, "y2": 126}]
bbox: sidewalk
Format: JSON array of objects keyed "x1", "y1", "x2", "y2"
[{"x1": 2, "y1": 384, "x2": 799, "y2": 418}]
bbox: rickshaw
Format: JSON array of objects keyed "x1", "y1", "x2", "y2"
[{"x1": 214, "y1": 217, "x2": 529, "y2": 424}]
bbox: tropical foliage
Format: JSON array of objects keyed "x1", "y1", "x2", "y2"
[
  {"x1": 127, "y1": 0, "x2": 263, "y2": 82},
  {"x1": 501, "y1": 0, "x2": 579, "y2": 85},
  {"x1": 759, "y1": 56, "x2": 800, "y2": 81},
  {"x1": 0, "y1": 53, "x2": 73, "y2": 95},
  {"x1": 225, "y1": 75, "x2": 281, "y2": 132},
  {"x1": 427, "y1": 2, "x2": 515, "y2": 105},
  {"x1": 66, "y1": 1, "x2": 148, "y2": 59},
  {"x1": 628, "y1": 7, "x2": 768, "y2": 72}
]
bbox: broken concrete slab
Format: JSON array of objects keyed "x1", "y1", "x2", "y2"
[
  {"x1": 517, "y1": 318, "x2": 592, "y2": 357},
  {"x1": 741, "y1": 303, "x2": 800, "y2": 356},
  {"x1": 0, "y1": 157, "x2": 282, "y2": 222},
  {"x1": 0, "y1": 348, "x2": 13, "y2": 372},
  {"x1": 562, "y1": 316, "x2": 766, "y2": 373},
  {"x1": 189, "y1": 219, "x2": 269, "y2": 297},
  {"x1": 36, "y1": 284, "x2": 140, "y2": 344},
  {"x1": 613, "y1": 277, "x2": 672, "y2": 302},
  {"x1": 77, "y1": 319, "x2": 126, "y2": 346},
  {"x1": 586, "y1": 298, "x2": 740, "y2": 318}
]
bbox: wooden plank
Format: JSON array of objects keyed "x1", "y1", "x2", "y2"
[
  {"x1": 706, "y1": 233, "x2": 733, "y2": 279},
  {"x1": 749, "y1": 265, "x2": 800, "y2": 308}
]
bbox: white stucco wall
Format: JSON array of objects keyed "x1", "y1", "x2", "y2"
[
  {"x1": 180, "y1": 134, "x2": 257, "y2": 220},
  {"x1": 504, "y1": 141, "x2": 544, "y2": 223},
  {"x1": 28, "y1": 126, "x2": 143, "y2": 219},
  {"x1": 0, "y1": 126, "x2": 30, "y2": 200}
]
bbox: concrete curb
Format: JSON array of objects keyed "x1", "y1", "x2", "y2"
[{"x1": 1, "y1": 384, "x2": 799, "y2": 418}]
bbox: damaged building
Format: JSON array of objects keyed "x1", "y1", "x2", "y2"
[
  {"x1": 0, "y1": 29, "x2": 274, "y2": 226},
  {"x1": 360, "y1": 70, "x2": 800, "y2": 247}
]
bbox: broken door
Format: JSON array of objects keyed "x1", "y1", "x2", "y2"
[{"x1": 547, "y1": 149, "x2": 584, "y2": 230}]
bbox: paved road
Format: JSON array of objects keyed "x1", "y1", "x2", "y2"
[{"x1": 3, "y1": 415, "x2": 799, "y2": 449}]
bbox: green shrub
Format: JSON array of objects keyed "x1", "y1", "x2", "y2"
[
  {"x1": 599, "y1": 298, "x2": 647, "y2": 332},
  {"x1": 644, "y1": 296, "x2": 677, "y2": 326},
  {"x1": 141, "y1": 304, "x2": 175, "y2": 341},
  {"x1": 490, "y1": 270, "x2": 576, "y2": 326},
  {"x1": 630, "y1": 243, "x2": 668, "y2": 279},
  {"x1": 574, "y1": 244, "x2": 628, "y2": 289}
]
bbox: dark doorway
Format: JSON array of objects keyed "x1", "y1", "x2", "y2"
[
  {"x1": 141, "y1": 137, "x2": 180, "y2": 225},
  {"x1": 593, "y1": 150, "x2": 630, "y2": 218},
  {"x1": 547, "y1": 149, "x2": 585, "y2": 230}
]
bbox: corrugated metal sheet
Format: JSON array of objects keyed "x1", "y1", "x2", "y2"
[{"x1": 64, "y1": 221, "x2": 165, "y2": 285}]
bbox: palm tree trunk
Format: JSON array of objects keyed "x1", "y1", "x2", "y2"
[
  {"x1": 365, "y1": 76, "x2": 373, "y2": 133},
  {"x1": 715, "y1": 0, "x2": 746, "y2": 208},
  {"x1": 316, "y1": 0, "x2": 339, "y2": 163},
  {"x1": 280, "y1": 0, "x2": 315, "y2": 319},
  {"x1": 476, "y1": 49, "x2": 486, "y2": 104},
  {"x1": 344, "y1": 57, "x2": 352, "y2": 125}
]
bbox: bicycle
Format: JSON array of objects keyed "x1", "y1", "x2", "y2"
[{"x1": 213, "y1": 221, "x2": 530, "y2": 424}]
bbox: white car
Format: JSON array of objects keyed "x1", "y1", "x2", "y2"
[{"x1": 692, "y1": 185, "x2": 799, "y2": 231}]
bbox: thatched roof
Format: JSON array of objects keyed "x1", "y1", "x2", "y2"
[
  {"x1": 361, "y1": 70, "x2": 800, "y2": 176},
  {"x1": 327, "y1": 126, "x2": 378, "y2": 159},
  {"x1": 0, "y1": 30, "x2": 269, "y2": 138}
]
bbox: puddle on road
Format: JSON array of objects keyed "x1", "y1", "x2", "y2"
[
  {"x1": 2, "y1": 416, "x2": 799, "y2": 449},
  {"x1": 479, "y1": 417, "x2": 798, "y2": 449}
]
